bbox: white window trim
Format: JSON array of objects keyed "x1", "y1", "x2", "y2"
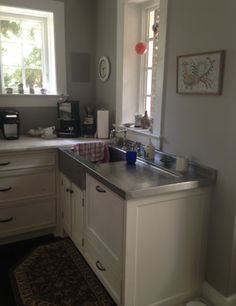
[
  {"x1": 139, "y1": 1, "x2": 159, "y2": 116},
  {"x1": 116, "y1": 0, "x2": 168, "y2": 145},
  {"x1": 152, "y1": 0, "x2": 168, "y2": 137},
  {"x1": 0, "y1": 0, "x2": 66, "y2": 107}
]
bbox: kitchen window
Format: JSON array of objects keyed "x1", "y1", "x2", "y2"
[
  {"x1": 119, "y1": 0, "x2": 168, "y2": 139},
  {"x1": 142, "y1": 5, "x2": 159, "y2": 118},
  {"x1": 0, "y1": 6, "x2": 56, "y2": 95}
]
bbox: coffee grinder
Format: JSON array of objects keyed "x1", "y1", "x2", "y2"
[{"x1": 82, "y1": 105, "x2": 95, "y2": 137}]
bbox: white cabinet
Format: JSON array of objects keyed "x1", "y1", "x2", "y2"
[
  {"x1": 71, "y1": 182, "x2": 84, "y2": 250},
  {"x1": 0, "y1": 150, "x2": 57, "y2": 240},
  {"x1": 85, "y1": 174, "x2": 124, "y2": 304},
  {"x1": 60, "y1": 174, "x2": 72, "y2": 236},
  {"x1": 85, "y1": 173, "x2": 211, "y2": 306},
  {"x1": 60, "y1": 172, "x2": 84, "y2": 252}
]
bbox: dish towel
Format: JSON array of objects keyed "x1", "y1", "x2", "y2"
[{"x1": 72, "y1": 142, "x2": 109, "y2": 163}]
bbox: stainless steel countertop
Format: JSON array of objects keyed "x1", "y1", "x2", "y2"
[{"x1": 59, "y1": 148, "x2": 216, "y2": 200}]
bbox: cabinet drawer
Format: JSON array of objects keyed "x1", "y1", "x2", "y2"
[
  {"x1": 0, "y1": 198, "x2": 56, "y2": 237},
  {"x1": 0, "y1": 150, "x2": 55, "y2": 171},
  {"x1": 0, "y1": 168, "x2": 55, "y2": 203},
  {"x1": 85, "y1": 238, "x2": 121, "y2": 305},
  {"x1": 86, "y1": 174, "x2": 124, "y2": 275}
]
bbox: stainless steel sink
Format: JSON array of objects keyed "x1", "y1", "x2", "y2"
[
  {"x1": 58, "y1": 145, "x2": 126, "y2": 189},
  {"x1": 107, "y1": 146, "x2": 126, "y2": 162}
]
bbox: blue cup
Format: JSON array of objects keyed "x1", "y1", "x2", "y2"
[{"x1": 126, "y1": 151, "x2": 137, "y2": 165}]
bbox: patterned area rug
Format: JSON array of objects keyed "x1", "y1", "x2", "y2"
[{"x1": 10, "y1": 239, "x2": 116, "y2": 306}]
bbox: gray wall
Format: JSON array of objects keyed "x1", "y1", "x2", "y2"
[
  {"x1": 95, "y1": 0, "x2": 117, "y2": 127},
  {"x1": 1, "y1": 0, "x2": 96, "y2": 134},
  {"x1": 161, "y1": 0, "x2": 236, "y2": 296},
  {"x1": 65, "y1": 0, "x2": 96, "y2": 115}
]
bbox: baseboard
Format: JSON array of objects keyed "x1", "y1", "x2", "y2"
[{"x1": 202, "y1": 282, "x2": 236, "y2": 306}]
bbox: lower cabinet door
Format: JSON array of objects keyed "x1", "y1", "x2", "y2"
[
  {"x1": 0, "y1": 198, "x2": 56, "y2": 237},
  {"x1": 85, "y1": 238, "x2": 122, "y2": 305},
  {"x1": 86, "y1": 174, "x2": 124, "y2": 275},
  {"x1": 71, "y1": 183, "x2": 84, "y2": 251},
  {"x1": 61, "y1": 174, "x2": 72, "y2": 236}
]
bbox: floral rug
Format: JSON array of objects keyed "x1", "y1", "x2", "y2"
[{"x1": 10, "y1": 239, "x2": 116, "y2": 306}]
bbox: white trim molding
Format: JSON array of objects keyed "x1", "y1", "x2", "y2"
[{"x1": 202, "y1": 282, "x2": 236, "y2": 306}]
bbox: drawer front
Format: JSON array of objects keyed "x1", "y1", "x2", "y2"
[
  {"x1": 0, "y1": 198, "x2": 56, "y2": 237},
  {"x1": 85, "y1": 238, "x2": 122, "y2": 305},
  {"x1": 0, "y1": 151, "x2": 55, "y2": 171},
  {"x1": 86, "y1": 174, "x2": 124, "y2": 275},
  {"x1": 0, "y1": 168, "x2": 55, "y2": 203}
]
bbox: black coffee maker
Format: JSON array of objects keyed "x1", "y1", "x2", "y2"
[
  {"x1": 0, "y1": 108, "x2": 20, "y2": 140},
  {"x1": 57, "y1": 100, "x2": 80, "y2": 138}
]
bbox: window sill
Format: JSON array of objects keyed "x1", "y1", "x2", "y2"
[
  {"x1": 0, "y1": 94, "x2": 60, "y2": 107},
  {"x1": 0, "y1": 94, "x2": 60, "y2": 97},
  {"x1": 126, "y1": 127, "x2": 161, "y2": 149},
  {"x1": 127, "y1": 127, "x2": 161, "y2": 139}
]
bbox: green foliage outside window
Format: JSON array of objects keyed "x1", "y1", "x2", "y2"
[{"x1": 0, "y1": 19, "x2": 44, "y2": 92}]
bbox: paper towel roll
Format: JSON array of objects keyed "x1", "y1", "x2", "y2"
[{"x1": 97, "y1": 110, "x2": 109, "y2": 139}]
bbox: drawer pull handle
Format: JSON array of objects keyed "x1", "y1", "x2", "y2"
[
  {"x1": 66, "y1": 188, "x2": 74, "y2": 194},
  {"x1": 0, "y1": 187, "x2": 12, "y2": 192},
  {"x1": 0, "y1": 162, "x2": 10, "y2": 166},
  {"x1": 96, "y1": 260, "x2": 106, "y2": 271},
  {"x1": 0, "y1": 217, "x2": 13, "y2": 223},
  {"x1": 96, "y1": 186, "x2": 106, "y2": 193}
]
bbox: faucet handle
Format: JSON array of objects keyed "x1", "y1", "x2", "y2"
[{"x1": 109, "y1": 129, "x2": 116, "y2": 139}]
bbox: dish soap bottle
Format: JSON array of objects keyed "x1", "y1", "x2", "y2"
[{"x1": 144, "y1": 138, "x2": 155, "y2": 160}]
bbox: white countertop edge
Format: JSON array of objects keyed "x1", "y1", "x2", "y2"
[{"x1": 0, "y1": 135, "x2": 109, "y2": 153}]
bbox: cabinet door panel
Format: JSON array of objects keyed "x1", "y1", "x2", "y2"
[
  {"x1": 85, "y1": 238, "x2": 121, "y2": 305},
  {"x1": 0, "y1": 198, "x2": 56, "y2": 237},
  {"x1": 61, "y1": 174, "x2": 72, "y2": 236},
  {"x1": 86, "y1": 174, "x2": 124, "y2": 274},
  {"x1": 0, "y1": 168, "x2": 55, "y2": 203},
  {"x1": 0, "y1": 151, "x2": 55, "y2": 171},
  {"x1": 71, "y1": 183, "x2": 84, "y2": 251}
]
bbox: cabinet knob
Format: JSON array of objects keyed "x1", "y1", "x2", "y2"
[
  {"x1": 70, "y1": 189, "x2": 74, "y2": 194},
  {"x1": 96, "y1": 260, "x2": 106, "y2": 271},
  {"x1": 96, "y1": 185, "x2": 106, "y2": 193}
]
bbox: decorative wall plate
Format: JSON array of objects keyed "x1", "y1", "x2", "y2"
[{"x1": 98, "y1": 56, "x2": 111, "y2": 82}]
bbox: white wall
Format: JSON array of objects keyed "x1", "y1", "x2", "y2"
[
  {"x1": 161, "y1": 0, "x2": 236, "y2": 297},
  {"x1": 122, "y1": 2, "x2": 140, "y2": 124}
]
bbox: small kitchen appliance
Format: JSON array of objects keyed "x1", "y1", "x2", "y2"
[
  {"x1": 57, "y1": 100, "x2": 81, "y2": 138},
  {"x1": 0, "y1": 108, "x2": 20, "y2": 140},
  {"x1": 82, "y1": 105, "x2": 95, "y2": 137}
]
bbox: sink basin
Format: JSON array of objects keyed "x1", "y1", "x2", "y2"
[
  {"x1": 58, "y1": 145, "x2": 126, "y2": 189},
  {"x1": 107, "y1": 146, "x2": 126, "y2": 162}
]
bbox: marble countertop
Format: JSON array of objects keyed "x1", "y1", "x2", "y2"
[{"x1": 0, "y1": 135, "x2": 103, "y2": 153}]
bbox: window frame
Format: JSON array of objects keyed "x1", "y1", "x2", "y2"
[
  {"x1": 139, "y1": 4, "x2": 159, "y2": 118},
  {"x1": 138, "y1": 0, "x2": 168, "y2": 137},
  {"x1": 0, "y1": 0, "x2": 66, "y2": 107}
]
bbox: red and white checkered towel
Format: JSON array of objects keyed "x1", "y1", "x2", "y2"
[{"x1": 72, "y1": 142, "x2": 109, "y2": 162}]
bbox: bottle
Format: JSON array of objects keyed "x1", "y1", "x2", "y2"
[
  {"x1": 144, "y1": 138, "x2": 155, "y2": 160},
  {"x1": 141, "y1": 110, "x2": 150, "y2": 129}
]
